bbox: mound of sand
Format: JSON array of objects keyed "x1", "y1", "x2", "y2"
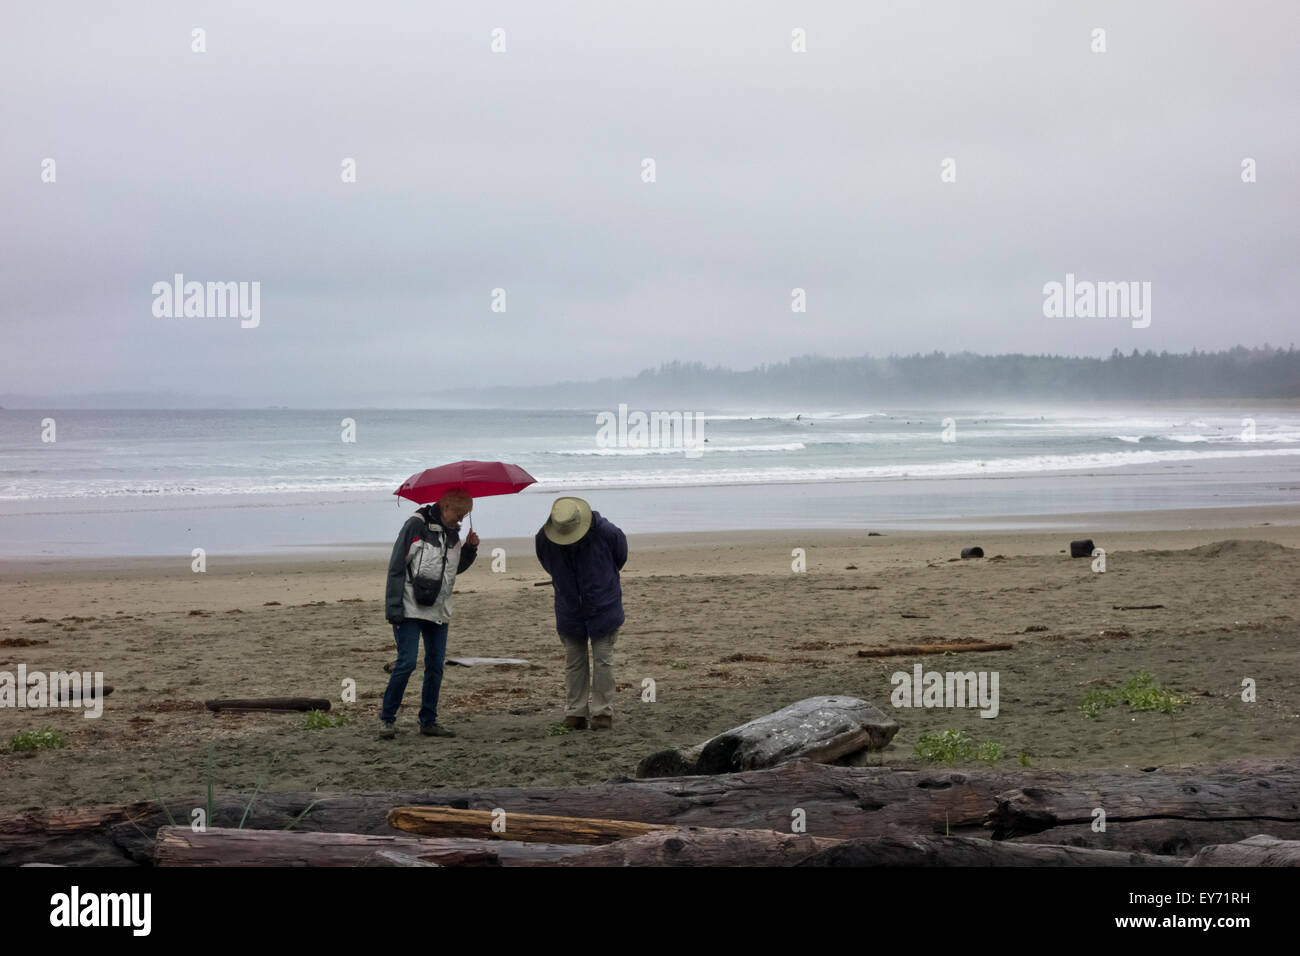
[{"x1": 1187, "y1": 539, "x2": 1294, "y2": 559}]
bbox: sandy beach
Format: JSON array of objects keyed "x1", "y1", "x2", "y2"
[{"x1": 1, "y1": 505, "x2": 1298, "y2": 813}]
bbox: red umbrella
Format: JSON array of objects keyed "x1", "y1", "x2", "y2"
[{"x1": 394, "y1": 460, "x2": 537, "y2": 505}]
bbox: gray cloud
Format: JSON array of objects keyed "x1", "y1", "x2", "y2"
[{"x1": 1, "y1": 0, "x2": 1296, "y2": 404}]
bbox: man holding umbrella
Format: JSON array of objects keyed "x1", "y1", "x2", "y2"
[
  {"x1": 383, "y1": 461, "x2": 536, "y2": 740},
  {"x1": 535, "y1": 497, "x2": 628, "y2": 730},
  {"x1": 381, "y1": 490, "x2": 478, "y2": 738}
]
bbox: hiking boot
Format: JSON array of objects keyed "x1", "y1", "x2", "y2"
[
  {"x1": 378, "y1": 719, "x2": 397, "y2": 739},
  {"x1": 563, "y1": 716, "x2": 587, "y2": 730},
  {"x1": 420, "y1": 722, "x2": 456, "y2": 738},
  {"x1": 592, "y1": 715, "x2": 613, "y2": 730}
]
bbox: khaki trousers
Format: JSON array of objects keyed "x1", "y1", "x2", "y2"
[{"x1": 561, "y1": 630, "x2": 617, "y2": 719}]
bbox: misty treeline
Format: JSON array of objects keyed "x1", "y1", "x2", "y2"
[{"x1": 460, "y1": 346, "x2": 1300, "y2": 407}]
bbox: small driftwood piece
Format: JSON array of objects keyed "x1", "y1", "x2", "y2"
[
  {"x1": 387, "y1": 806, "x2": 668, "y2": 846},
  {"x1": 52, "y1": 686, "x2": 114, "y2": 704},
  {"x1": 857, "y1": 642, "x2": 1014, "y2": 658},
  {"x1": 446, "y1": 658, "x2": 530, "y2": 667},
  {"x1": 637, "y1": 696, "x2": 899, "y2": 779},
  {"x1": 204, "y1": 697, "x2": 331, "y2": 713}
]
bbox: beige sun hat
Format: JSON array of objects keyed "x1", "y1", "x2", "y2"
[{"x1": 542, "y1": 496, "x2": 593, "y2": 545}]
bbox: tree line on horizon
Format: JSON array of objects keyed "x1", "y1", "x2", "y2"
[{"x1": 462, "y1": 345, "x2": 1300, "y2": 405}]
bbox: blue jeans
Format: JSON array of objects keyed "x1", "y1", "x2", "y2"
[{"x1": 380, "y1": 618, "x2": 449, "y2": 726}]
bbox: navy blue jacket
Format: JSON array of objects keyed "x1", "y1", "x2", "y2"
[{"x1": 535, "y1": 512, "x2": 627, "y2": 640}]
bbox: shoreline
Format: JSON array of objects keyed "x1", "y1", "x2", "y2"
[{"x1": 1, "y1": 503, "x2": 1297, "y2": 570}]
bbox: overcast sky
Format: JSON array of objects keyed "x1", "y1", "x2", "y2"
[{"x1": 2, "y1": 1, "x2": 1296, "y2": 405}]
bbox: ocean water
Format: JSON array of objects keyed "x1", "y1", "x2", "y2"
[{"x1": 1, "y1": 407, "x2": 1298, "y2": 557}]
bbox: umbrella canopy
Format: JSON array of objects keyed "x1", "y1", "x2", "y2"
[{"x1": 394, "y1": 460, "x2": 537, "y2": 505}]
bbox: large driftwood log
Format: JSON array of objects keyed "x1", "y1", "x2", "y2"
[
  {"x1": 987, "y1": 761, "x2": 1300, "y2": 855},
  {"x1": 556, "y1": 828, "x2": 841, "y2": 866},
  {"x1": 637, "y1": 696, "x2": 899, "y2": 778},
  {"x1": 5, "y1": 759, "x2": 1298, "y2": 866},
  {"x1": 153, "y1": 826, "x2": 590, "y2": 866},
  {"x1": 798, "y1": 832, "x2": 1181, "y2": 866},
  {"x1": 1186, "y1": 835, "x2": 1300, "y2": 867}
]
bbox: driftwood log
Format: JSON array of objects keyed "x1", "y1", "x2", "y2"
[
  {"x1": 40, "y1": 685, "x2": 114, "y2": 704},
  {"x1": 556, "y1": 828, "x2": 842, "y2": 866},
  {"x1": 986, "y1": 762, "x2": 1300, "y2": 855},
  {"x1": 798, "y1": 832, "x2": 1181, "y2": 866},
  {"x1": 5, "y1": 759, "x2": 1299, "y2": 866},
  {"x1": 152, "y1": 826, "x2": 593, "y2": 866},
  {"x1": 637, "y1": 696, "x2": 899, "y2": 778},
  {"x1": 155, "y1": 826, "x2": 494, "y2": 866},
  {"x1": 204, "y1": 697, "x2": 331, "y2": 713},
  {"x1": 388, "y1": 806, "x2": 668, "y2": 845},
  {"x1": 446, "y1": 658, "x2": 529, "y2": 667},
  {"x1": 1186, "y1": 834, "x2": 1300, "y2": 867}
]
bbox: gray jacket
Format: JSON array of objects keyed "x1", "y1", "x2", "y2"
[{"x1": 385, "y1": 507, "x2": 477, "y2": 624}]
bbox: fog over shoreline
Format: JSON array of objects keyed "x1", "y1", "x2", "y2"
[{"x1": 3, "y1": 347, "x2": 1297, "y2": 409}]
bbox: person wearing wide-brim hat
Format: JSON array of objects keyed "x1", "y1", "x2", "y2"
[{"x1": 535, "y1": 497, "x2": 628, "y2": 730}]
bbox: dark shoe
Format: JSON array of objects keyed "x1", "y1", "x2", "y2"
[
  {"x1": 592, "y1": 715, "x2": 612, "y2": 730},
  {"x1": 378, "y1": 719, "x2": 397, "y2": 739},
  {"x1": 419, "y1": 722, "x2": 456, "y2": 737},
  {"x1": 563, "y1": 716, "x2": 587, "y2": 730}
]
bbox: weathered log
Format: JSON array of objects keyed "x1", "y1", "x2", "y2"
[
  {"x1": 204, "y1": 697, "x2": 331, "y2": 713},
  {"x1": 988, "y1": 763, "x2": 1300, "y2": 856},
  {"x1": 1002, "y1": 818, "x2": 1300, "y2": 856},
  {"x1": 556, "y1": 827, "x2": 841, "y2": 866},
  {"x1": 387, "y1": 806, "x2": 668, "y2": 846},
  {"x1": 7, "y1": 759, "x2": 1299, "y2": 866},
  {"x1": 856, "y1": 642, "x2": 1014, "y2": 658},
  {"x1": 0, "y1": 802, "x2": 164, "y2": 866},
  {"x1": 637, "y1": 696, "x2": 899, "y2": 778},
  {"x1": 798, "y1": 832, "x2": 1180, "y2": 866},
  {"x1": 1069, "y1": 539, "x2": 1095, "y2": 558},
  {"x1": 153, "y1": 826, "x2": 591, "y2": 866},
  {"x1": 1186, "y1": 835, "x2": 1300, "y2": 867},
  {"x1": 155, "y1": 826, "x2": 496, "y2": 866},
  {"x1": 636, "y1": 744, "x2": 706, "y2": 779}
]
